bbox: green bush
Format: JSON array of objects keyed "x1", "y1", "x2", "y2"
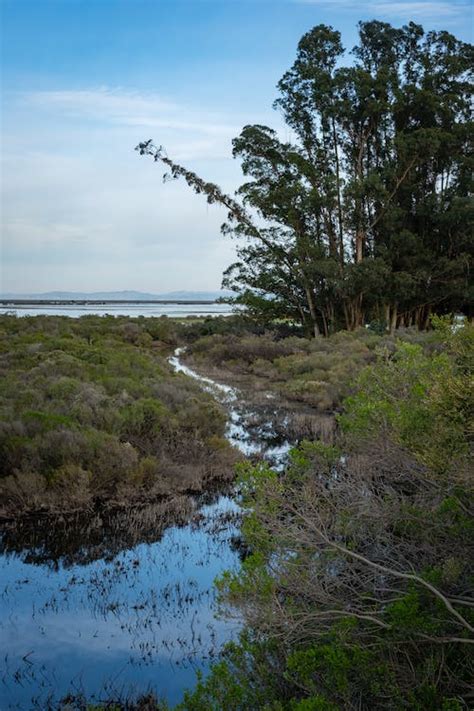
[
  {"x1": 181, "y1": 322, "x2": 473, "y2": 710},
  {"x1": 0, "y1": 315, "x2": 237, "y2": 515},
  {"x1": 340, "y1": 322, "x2": 473, "y2": 475},
  {"x1": 184, "y1": 328, "x2": 434, "y2": 412}
]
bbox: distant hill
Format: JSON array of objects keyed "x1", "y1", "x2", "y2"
[
  {"x1": 153, "y1": 290, "x2": 234, "y2": 302},
  {"x1": 0, "y1": 290, "x2": 234, "y2": 302}
]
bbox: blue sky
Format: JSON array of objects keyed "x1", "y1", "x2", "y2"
[{"x1": 1, "y1": 0, "x2": 472, "y2": 294}]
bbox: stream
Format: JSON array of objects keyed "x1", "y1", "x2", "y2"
[{"x1": 0, "y1": 348, "x2": 292, "y2": 710}]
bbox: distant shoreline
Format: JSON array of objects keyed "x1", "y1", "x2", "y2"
[{"x1": 0, "y1": 299, "x2": 220, "y2": 306}]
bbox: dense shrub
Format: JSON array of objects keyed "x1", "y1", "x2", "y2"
[
  {"x1": 0, "y1": 315, "x2": 237, "y2": 516},
  {"x1": 180, "y1": 322, "x2": 473, "y2": 710},
  {"x1": 185, "y1": 327, "x2": 437, "y2": 412}
]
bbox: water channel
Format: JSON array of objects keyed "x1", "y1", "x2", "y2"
[{"x1": 0, "y1": 348, "x2": 291, "y2": 710}]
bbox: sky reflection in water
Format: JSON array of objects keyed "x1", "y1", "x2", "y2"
[
  {"x1": 0, "y1": 496, "x2": 241, "y2": 709},
  {"x1": 0, "y1": 303, "x2": 235, "y2": 319},
  {"x1": 0, "y1": 346, "x2": 291, "y2": 710}
]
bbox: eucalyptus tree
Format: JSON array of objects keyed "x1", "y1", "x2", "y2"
[{"x1": 137, "y1": 21, "x2": 473, "y2": 335}]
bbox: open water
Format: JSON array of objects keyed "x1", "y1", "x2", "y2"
[
  {"x1": 0, "y1": 302, "x2": 234, "y2": 319},
  {"x1": 0, "y1": 347, "x2": 291, "y2": 709}
]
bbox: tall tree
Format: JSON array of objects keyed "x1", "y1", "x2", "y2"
[{"x1": 137, "y1": 21, "x2": 473, "y2": 336}]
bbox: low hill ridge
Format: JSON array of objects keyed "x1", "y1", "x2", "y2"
[{"x1": 1, "y1": 290, "x2": 234, "y2": 301}]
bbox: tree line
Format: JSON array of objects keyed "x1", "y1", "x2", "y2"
[{"x1": 137, "y1": 20, "x2": 473, "y2": 337}]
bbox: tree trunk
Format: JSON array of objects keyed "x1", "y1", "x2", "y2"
[
  {"x1": 321, "y1": 311, "x2": 329, "y2": 338},
  {"x1": 346, "y1": 295, "x2": 364, "y2": 331},
  {"x1": 419, "y1": 304, "x2": 432, "y2": 331},
  {"x1": 355, "y1": 228, "x2": 364, "y2": 264},
  {"x1": 343, "y1": 301, "x2": 352, "y2": 331},
  {"x1": 304, "y1": 285, "x2": 320, "y2": 337},
  {"x1": 389, "y1": 304, "x2": 398, "y2": 335},
  {"x1": 332, "y1": 117, "x2": 345, "y2": 269}
]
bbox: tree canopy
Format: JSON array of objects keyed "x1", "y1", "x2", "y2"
[{"x1": 137, "y1": 21, "x2": 473, "y2": 336}]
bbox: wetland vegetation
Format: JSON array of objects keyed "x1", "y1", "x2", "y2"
[
  {"x1": 1, "y1": 313, "x2": 472, "y2": 710},
  {"x1": 1, "y1": 13, "x2": 473, "y2": 711},
  {"x1": 180, "y1": 318, "x2": 473, "y2": 711},
  {"x1": 0, "y1": 314, "x2": 238, "y2": 519}
]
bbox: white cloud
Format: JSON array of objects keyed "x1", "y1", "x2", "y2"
[
  {"x1": 1, "y1": 87, "x2": 255, "y2": 292},
  {"x1": 371, "y1": 1, "x2": 469, "y2": 18},
  {"x1": 294, "y1": 0, "x2": 469, "y2": 21},
  {"x1": 21, "y1": 87, "x2": 242, "y2": 142}
]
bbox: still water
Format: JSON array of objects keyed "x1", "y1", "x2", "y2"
[
  {"x1": 0, "y1": 497, "x2": 240, "y2": 709},
  {"x1": 0, "y1": 302, "x2": 234, "y2": 318},
  {"x1": 0, "y1": 347, "x2": 289, "y2": 710}
]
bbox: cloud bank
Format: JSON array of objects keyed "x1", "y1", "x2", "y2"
[
  {"x1": 294, "y1": 0, "x2": 470, "y2": 22},
  {"x1": 1, "y1": 87, "x2": 263, "y2": 293}
]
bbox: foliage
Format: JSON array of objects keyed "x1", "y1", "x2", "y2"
[
  {"x1": 0, "y1": 315, "x2": 237, "y2": 516},
  {"x1": 137, "y1": 21, "x2": 473, "y2": 337},
  {"x1": 185, "y1": 326, "x2": 437, "y2": 412},
  {"x1": 340, "y1": 317, "x2": 473, "y2": 473},
  {"x1": 180, "y1": 323, "x2": 474, "y2": 710}
]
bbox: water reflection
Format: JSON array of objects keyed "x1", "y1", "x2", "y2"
[
  {"x1": 0, "y1": 496, "x2": 241, "y2": 710},
  {"x1": 0, "y1": 302, "x2": 235, "y2": 319},
  {"x1": 0, "y1": 347, "x2": 293, "y2": 710},
  {"x1": 0, "y1": 493, "x2": 228, "y2": 568}
]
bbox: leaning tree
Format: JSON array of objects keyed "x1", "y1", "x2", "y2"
[{"x1": 137, "y1": 21, "x2": 473, "y2": 336}]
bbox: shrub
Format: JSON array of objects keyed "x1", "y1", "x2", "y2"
[
  {"x1": 181, "y1": 323, "x2": 474, "y2": 710},
  {"x1": 0, "y1": 315, "x2": 238, "y2": 516}
]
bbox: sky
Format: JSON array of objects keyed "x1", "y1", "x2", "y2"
[{"x1": 1, "y1": 0, "x2": 472, "y2": 295}]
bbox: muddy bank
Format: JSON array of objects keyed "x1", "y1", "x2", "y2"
[{"x1": 0, "y1": 451, "x2": 238, "y2": 524}]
